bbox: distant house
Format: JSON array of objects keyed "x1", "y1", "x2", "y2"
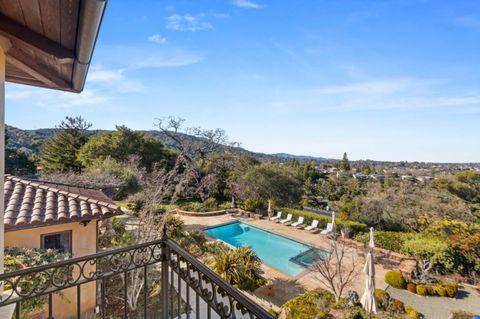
[
  {"x1": 369, "y1": 174, "x2": 385, "y2": 182},
  {"x1": 3, "y1": 176, "x2": 123, "y2": 318},
  {"x1": 352, "y1": 173, "x2": 369, "y2": 181},
  {"x1": 401, "y1": 175, "x2": 417, "y2": 182},
  {"x1": 417, "y1": 176, "x2": 433, "y2": 183}
]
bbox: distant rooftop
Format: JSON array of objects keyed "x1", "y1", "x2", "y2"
[{"x1": 4, "y1": 175, "x2": 122, "y2": 230}]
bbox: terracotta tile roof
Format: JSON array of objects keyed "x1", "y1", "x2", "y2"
[{"x1": 4, "y1": 176, "x2": 123, "y2": 230}]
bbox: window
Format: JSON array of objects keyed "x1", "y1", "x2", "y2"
[{"x1": 41, "y1": 231, "x2": 72, "y2": 254}]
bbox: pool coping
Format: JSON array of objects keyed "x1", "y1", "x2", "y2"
[{"x1": 202, "y1": 219, "x2": 330, "y2": 280}]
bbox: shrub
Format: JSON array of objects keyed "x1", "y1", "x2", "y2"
[
  {"x1": 426, "y1": 285, "x2": 435, "y2": 296},
  {"x1": 388, "y1": 299, "x2": 405, "y2": 314},
  {"x1": 406, "y1": 283, "x2": 416, "y2": 293},
  {"x1": 203, "y1": 197, "x2": 218, "y2": 210},
  {"x1": 346, "y1": 308, "x2": 368, "y2": 319},
  {"x1": 434, "y1": 285, "x2": 447, "y2": 297},
  {"x1": 415, "y1": 284, "x2": 427, "y2": 296},
  {"x1": 445, "y1": 282, "x2": 458, "y2": 298},
  {"x1": 355, "y1": 231, "x2": 409, "y2": 252},
  {"x1": 180, "y1": 201, "x2": 205, "y2": 212},
  {"x1": 374, "y1": 289, "x2": 390, "y2": 309},
  {"x1": 165, "y1": 216, "x2": 185, "y2": 239},
  {"x1": 449, "y1": 310, "x2": 474, "y2": 319},
  {"x1": 281, "y1": 288, "x2": 335, "y2": 319},
  {"x1": 4, "y1": 247, "x2": 69, "y2": 318},
  {"x1": 211, "y1": 246, "x2": 265, "y2": 291},
  {"x1": 402, "y1": 234, "x2": 455, "y2": 274},
  {"x1": 405, "y1": 306, "x2": 421, "y2": 319},
  {"x1": 385, "y1": 270, "x2": 407, "y2": 289},
  {"x1": 243, "y1": 198, "x2": 265, "y2": 213},
  {"x1": 267, "y1": 308, "x2": 278, "y2": 318}
]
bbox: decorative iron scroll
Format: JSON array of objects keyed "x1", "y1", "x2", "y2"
[
  {"x1": 166, "y1": 239, "x2": 274, "y2": 319},
  {"x1": 0, "y1": 240, "x2": 164, "y2": 307},
  {"x1": 0, "y1": 237, "x2": 275, "y2": 319}
]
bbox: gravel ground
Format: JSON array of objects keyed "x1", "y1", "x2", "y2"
[{"x1": 386, "y1": 285, "x2": 480, "y2": 319}]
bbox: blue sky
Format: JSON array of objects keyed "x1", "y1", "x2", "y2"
[{"x1": 6, "y1": 0, "x2": 480, "y2": 162}]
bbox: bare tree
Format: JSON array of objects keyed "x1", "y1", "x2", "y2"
[
  {"x1": 103, "y1": 160, "x2": 173, "y2": 312},
  {"x1": 311, "y1": 238, "x2": 358, "y2": 302},
  {"x1": 154, "y1": 116, "x2": 238, "y2": 201}
]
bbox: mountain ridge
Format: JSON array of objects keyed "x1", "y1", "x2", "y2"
[{"x1": 6, "y1": 125, "x2": 332, "y2": 163}]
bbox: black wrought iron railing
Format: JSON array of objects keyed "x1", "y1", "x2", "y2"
[{"x1": 0, "y1": 236, "x2": 275, "y2": 319}]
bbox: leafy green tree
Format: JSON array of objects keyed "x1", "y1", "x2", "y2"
[
  {"x1": 39, "y1": 116, "x2": 92, "y2": 173},
  {"x1": 6, "y1": 133, "x2": 36, "y2": 175},
  {"x1": 361, "y1": 164, "x2": 372, "y2": 175},
  {"x1": 232, "y1": 163, "x2": 303, "y2": 207},
  {"x1": 402, "y1": 235, "x2": 454, "y2": 279},
  {"x1": 77, "y1": 126, "x2": 174, "y2": 170},
  {"x1": 337, "y1": 152, "x2": 351, "y2": 171}
]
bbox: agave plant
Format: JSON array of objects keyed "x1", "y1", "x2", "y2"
[
  {"x1": 211, "y1": 247, "x2": 265, "y2": 291},
  {"x1": 212, "y1": 249, "x2": 242, "y2": 285}
]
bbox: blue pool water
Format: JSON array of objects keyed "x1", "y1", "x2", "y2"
[{"x1": 205, "y1": 222, "x2": 328, "y2": 276}]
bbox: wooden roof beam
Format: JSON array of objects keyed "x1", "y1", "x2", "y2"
[
  {"x1": 0, "y1": 13, "x2": 74, "y2": 64},
  {"x1": 8, "y1": 48, "x2": 70, "y2": 89}
]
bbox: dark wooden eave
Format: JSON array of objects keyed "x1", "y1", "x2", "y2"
[{"x1": 0, "y1": 0, "x2": 107, "y2": 92}]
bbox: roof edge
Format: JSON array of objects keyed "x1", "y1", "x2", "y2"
[{"x1": 72, "y1": 0, "x2": 108, "y2": 92}]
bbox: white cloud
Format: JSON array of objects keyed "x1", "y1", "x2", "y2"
[
  {"x1": 166, "y1": 14, "x2": 212, "y2": 31},
  {"x1": 88, "y1": 68, "x2": 125, "y2": 82},
  {"x1": 259, "y1": 78, "x2": 480, "y2": 113},
  {"x1": 87, "y1": 66, "x2": 145, "y2": 93},
  {"x1": 314, "y1": 78, "x2": 415, "y2": 96},
  {"x1": 6, "y1": 86, "x2": 113, "y2": 109},
  {"x1": 94, "y1": 45, "x2": 204, "y2": 70},
  {"x1": 132, "y1": 52, "x2": 203, "y2": 69},
  {"x1": 213, "y1": 13, "x2": 230, "y2": 19},
  {"x1": 232, "y1": 0, "x2": 263, "y2": 9},
  {"x1": 148, "y1": 34, "x2": 167, "y2": 44}
]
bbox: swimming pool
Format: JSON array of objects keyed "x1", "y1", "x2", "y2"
[{"x1": 204, "y1": 222, "x2": 329, "y2": 276}]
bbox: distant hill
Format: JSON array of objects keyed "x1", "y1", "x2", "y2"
[
  {"x1": 6, "y1": 125, "x2": 332, "y2": 163},
  {"x1": 270, "y1": 153, "x2": 330, "y2": 161}
]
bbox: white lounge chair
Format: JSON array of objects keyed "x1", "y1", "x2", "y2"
[
  {"x1": 305, "y1": 220, "x2": 319, "y2": 232},
  {"x1": 320, "y1": 222, "x2": 334, "y2": 235},
  {"x1": 279, "y1": 213, "x2": 293, "y2": 224},
  {"x1": 291, "y1": 216, "x2": 305, "y2": 228},
  {"x1": 269, "y1": 211, "x2": 282, "y2": 222}
]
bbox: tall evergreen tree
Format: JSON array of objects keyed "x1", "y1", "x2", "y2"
[
  {"x1": 338, "y1": 152, "x2": 351, "y2": 171},
  {"x1": 39, "y1": 116, "x2": 92, "y2": 173}
]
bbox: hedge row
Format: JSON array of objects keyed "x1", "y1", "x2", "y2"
[
  {"x1": 354, "y1": 231, "x2": 416, "y2": 252},
  {"x1": 281, "y1": 208, "x2": 368, "y2": 235},
  {"x1": 384, "y1": 270, "x2": 458, "y2": 298}
]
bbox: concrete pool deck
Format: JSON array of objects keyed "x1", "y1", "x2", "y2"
[{"x1": 177, "y1": 213, "x2": 393, "y2": 307}]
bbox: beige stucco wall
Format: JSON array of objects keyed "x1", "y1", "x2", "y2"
[{"x1": 5, "y1": 221, "x2": 98, "y2": 319}]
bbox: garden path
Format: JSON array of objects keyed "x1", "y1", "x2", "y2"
[{"x1": 386, "y1": 285, "x2": 480, "y2": 319}]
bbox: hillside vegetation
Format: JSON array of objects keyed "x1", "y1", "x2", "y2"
[{"x1": 6, "y1": 116, "x2": 480, "y2": 285}]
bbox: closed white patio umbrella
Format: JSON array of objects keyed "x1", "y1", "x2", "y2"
[
  {"x1": 368, "y1": 227, "x2": 375, "y2": 249},
  {"x1": 331, "y1": 210, "x2": 336, "y2": 233},
  {"x1": 361, "y1": 228, "x2": 377, "y2": 314}
]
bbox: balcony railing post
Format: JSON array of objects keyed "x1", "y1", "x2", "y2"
[{"x1": 161, "y1": 225, "x2": 169, "y2": 319}]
